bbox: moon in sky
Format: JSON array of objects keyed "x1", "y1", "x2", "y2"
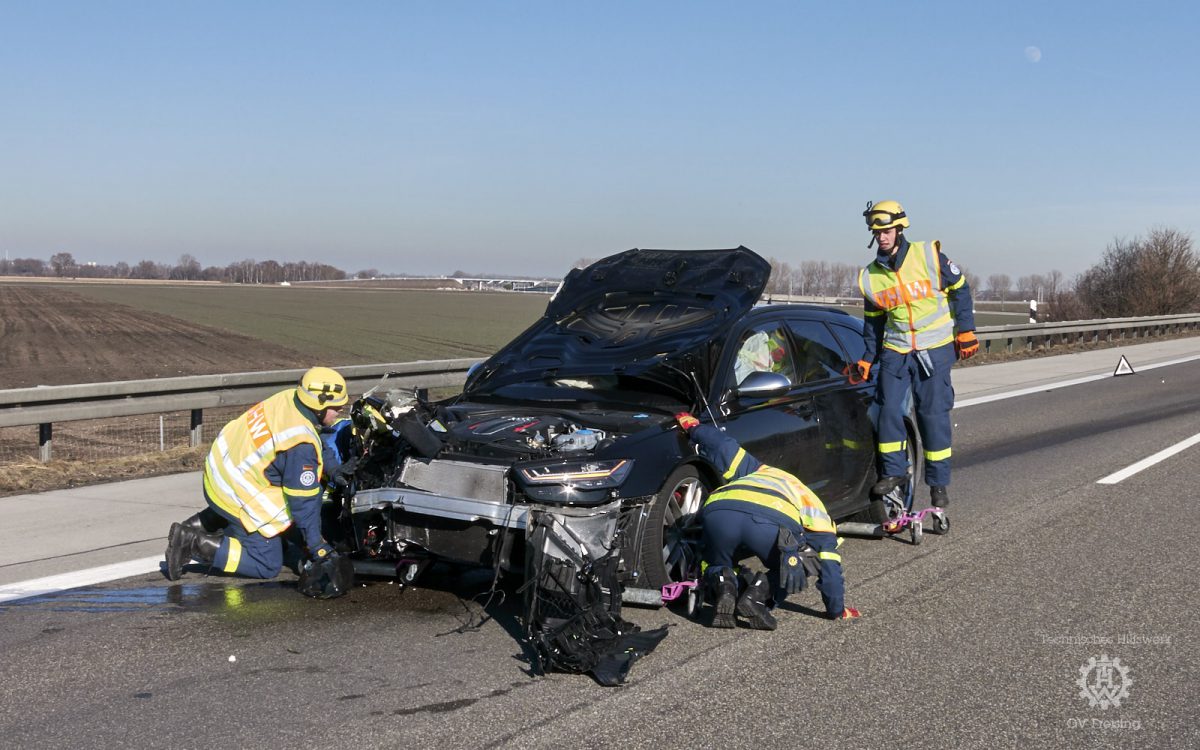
[{"x1": 1024, "y1": 46, "x2": 1042, "y2": 63}]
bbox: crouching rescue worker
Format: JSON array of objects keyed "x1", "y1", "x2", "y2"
[
  {"x1": 676, "y1": 413, "x2": 861, "y2": 628},
  {"x1": 164, "y1": 366, "x2": 353, "y2": 598}
]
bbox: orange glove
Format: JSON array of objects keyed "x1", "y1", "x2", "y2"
[
  {"x1": 675, "y1": 412, "x2": 699, "y2": 431},
  {"x1": 845, "y1": 360, "x2": 871, "y2": 385},
  {"x1": 955, "y1": 331, "x2": 979, "y2": 360},
  {"x1": 839, "y1": 606, "x2": 862, "y2": 620}
]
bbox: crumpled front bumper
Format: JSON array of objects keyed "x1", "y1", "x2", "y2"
[{"x1": 350, "y1": 486, "x2": 528, "y2": 529}]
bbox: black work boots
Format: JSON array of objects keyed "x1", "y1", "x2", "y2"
[
  {"x1": 165, "y1": 522, "x2": 221, "y2": 581},
  {"x1": 704, "y1": 568, "x2": 777, "y2": 630},
  {"x1": 736, "y1": 572, "x2": 777, "y2": 631},
  {"x1": 706, "y1": 568, "x2": 738, "y2": 629},
  {"x1": 930, "y1": 486, "x2": 949, "y2": 508},
  {"x1": 179, "y1": 508, "x2": 228, "y2": 534},
  {"x1": 871, "y1": 475, "x2": 906, "y2": 497}
]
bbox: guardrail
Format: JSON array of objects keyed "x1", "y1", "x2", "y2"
[
  {"x1": 2, "y1": 312, "x2": 1198, "y2": 462},
  {"x1": 0, "y1": 358, "x2": 479, "y2": 461},
  {"x1": 974, "y1": 313, "x2": 1200, "y2": 352}
]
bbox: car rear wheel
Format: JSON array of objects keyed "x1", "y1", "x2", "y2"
[{"x1": 637, "y1": 465, "x2": 708, "y2": 590}]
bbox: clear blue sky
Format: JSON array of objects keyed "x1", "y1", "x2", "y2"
[{"x1": 2, "y1": 1, "x2": 1196, "y2": 281}]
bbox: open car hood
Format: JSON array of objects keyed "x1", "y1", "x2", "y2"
[{"x1": 464, "y1": 247, "x2": 770, "y2": 402}]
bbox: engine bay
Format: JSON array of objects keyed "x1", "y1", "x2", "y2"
[
  {"x1": 443, "y1": 413, "x2": 617, "y2": 459},
  {"x1": 341, "y1": 379, "x2": 657, "y2": 494}
]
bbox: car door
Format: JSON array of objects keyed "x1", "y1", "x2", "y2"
[
  {"x1": 712, "y1": 319, "x2": 827, "y2": 493},
  {"x1": 768, "y1": 316, "x2": 877, "y2": 514}
]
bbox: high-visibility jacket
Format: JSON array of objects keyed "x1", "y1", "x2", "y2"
[
  {"x1": 705, "y1": 466, "x2": 837, "y2": 534},
  {"x1": 203, "y1": 389, "x2": 324, "y2": 538},
  {"x1": 858, "y1": 240, "x2": 956, "y2": 353},
  {"x1": 691, "y1": 424, "x2": 836, "y2": 534}
]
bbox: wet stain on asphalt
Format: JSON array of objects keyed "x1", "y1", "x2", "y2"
[
  {"x1": 0, "y1": 581, "x2": 297, "y2": 614},
  {"x1": 385, "y1": 680, "x2": 534, "y2": 716},
  {"x1": 394, "y1": 698, "x2": 476, "y2": 715},
  {"x1": 245, "y1": 665, "x2": 323, "y2": 676},
  {"x1": 2, "y1": 585, "x2": 183, "y2": 613}
]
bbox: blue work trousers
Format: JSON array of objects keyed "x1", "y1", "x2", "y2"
[
  {"x1": 702, "y1": 501, "x2": 844, "y2": 616},
  {"x1": 876, "y1": 342, "x2": 956, "y2": 487},
  {"x1": 206, "y1": 498, "x2": 286, "y2": 579}
]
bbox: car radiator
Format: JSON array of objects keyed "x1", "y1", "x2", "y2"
[{"x1": 399, "y1": 458, "x2": 509, "y2": 503}]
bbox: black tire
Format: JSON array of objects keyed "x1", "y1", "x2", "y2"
[
  {"x1": 864, "y1": 497, "x2": 889, "y2": 525},
  {"x1": 637, "y1": 464, "x2": 708, "y2": 591},
  {"x1": 931, "y1": 512, "x2": 950, "y2": 535}
]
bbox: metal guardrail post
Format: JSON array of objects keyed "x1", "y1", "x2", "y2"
[
  {"x1": 38, "y1": 423, "x2": 52, "y2": 463},
  {"x1": 190, "y1": 409, "x2": 203, "y2": 448}
]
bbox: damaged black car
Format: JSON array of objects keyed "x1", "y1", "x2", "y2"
[
  {"x1": 325, "y1": 246, "x2": 913, "y2": 680},
  {"x1": 331, "y1": 246, "x2": 907, "y2": 589}
]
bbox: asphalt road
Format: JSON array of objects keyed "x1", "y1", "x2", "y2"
[{"x1": 1, "y1": 358, "x2": 1197, "y2": 749}]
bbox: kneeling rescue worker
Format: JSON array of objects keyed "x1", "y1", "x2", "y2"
[
  {"x1": 676, "y1": 413, "x2": 861, "y2": 628},
  {"x1": 164, "y1": 367, "x2": 349, "y2": 589}
]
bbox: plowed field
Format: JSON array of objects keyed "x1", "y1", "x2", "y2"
[{"x1": 0, "y1": 285, "x2": 314, "y2": 388}]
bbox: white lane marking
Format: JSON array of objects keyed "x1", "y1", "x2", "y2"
[
  {"x1": 956, "y1": 372, "x2": 1110, "y2": 408},
  {"x1": 0, "y1": 555, "x2": 163, "y2": 604},
  {"x1": 956, "y1": 353, "x2": 1200, "y2": 409},
  {"x1": 1097, "y1": 432, "x2": 1200, "y2": 485}
]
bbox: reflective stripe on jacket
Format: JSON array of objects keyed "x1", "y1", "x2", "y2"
[
  {"x1": 704, "y1": 466, "x2": 837, "y2": 534},
  {"x1": 858, "y1": 240, "x2": 954, "y2": 353},
  {"x1": 203, "y1": 389, "x2": 324, "y2": 538}
]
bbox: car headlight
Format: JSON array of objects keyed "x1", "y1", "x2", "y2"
[{"x1": 518, "y1": 459, "x2": 634, "y2": 489}]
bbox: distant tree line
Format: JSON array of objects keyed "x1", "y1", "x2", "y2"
[
  {"x1": 7, "y1": 227, "x2": 1197, "y2": 320},
  {"x1": 976, "y1": 228, "x2": 1199, "y2": 321},
  {"x1": 0, "y1": 253, "x2": 348, "y2": 283}
]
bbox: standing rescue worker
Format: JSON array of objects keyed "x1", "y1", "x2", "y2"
[
  {"x1": 677, "y1": 413, "x2": 861, "y2": 629},
  {"x1": 164, "y1": 366, "x2": 349, "y2": 583},
  {"x1": 851, "y1": 200, "x2": 978, "y2": 508}
]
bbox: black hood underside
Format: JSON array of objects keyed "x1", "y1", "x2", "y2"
[{"x1": 466, "y1": 247, "x2": 770, "y2": 401}]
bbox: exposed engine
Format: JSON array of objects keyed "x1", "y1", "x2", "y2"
[
  {"x1": 445, "y1": 414, "x2": 613, "y2": 459},
  {"x1": 340, "y1": 377, "x2": 628, "y2": 494}
]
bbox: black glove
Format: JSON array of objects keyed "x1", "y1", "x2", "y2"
[
  {"x1": 776, "y1": 527, "x2": 807, "y2": 595},
  {"x1": 327, "y1": 456, "x2": 360, "y2": 490},
  {"x1": 297, "y1": 552, "x2": 354, "y2": 599}
]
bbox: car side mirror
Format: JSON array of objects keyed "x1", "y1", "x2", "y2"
[{"x1": 734, "y1": 371, "x2": 791, "y2": 399}]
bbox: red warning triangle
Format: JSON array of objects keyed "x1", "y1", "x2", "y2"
[{"x1": 1113, "y1": 355, "x2": 1136, "y2": 376}]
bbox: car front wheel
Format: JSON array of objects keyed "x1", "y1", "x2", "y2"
[{"x1": 637, "y1": 464, "x2": 708, "y2": 590}]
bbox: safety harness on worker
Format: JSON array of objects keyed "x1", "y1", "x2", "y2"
[
  {"x1": 203, "y1": 389, "x2": 323, "y2": 538},
  {"x1": 858, "y1": 240, "x2": 955, "y2": 353}
]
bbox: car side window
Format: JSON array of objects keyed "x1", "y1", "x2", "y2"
[
  {"x1": 828, "y1": 321, "x2": 867, "y2": 363},
  {"x1": 732, "y1": 325, "x2": 796, "y2": 386},
  {"x1": 786, "y1": 320, "x2": 850, "y2": 383}
]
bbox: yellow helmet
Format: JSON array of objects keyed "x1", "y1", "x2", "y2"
[
  {"x1": 863, "y1": 200, "x2": 909, "y2": 231},
  {"x1": 297, "y1": 366, "x2": 349, "y2": 410}
]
